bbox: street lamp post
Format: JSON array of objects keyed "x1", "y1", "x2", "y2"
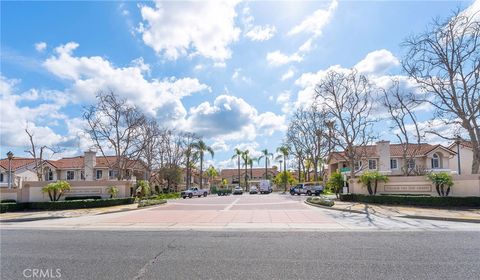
[
  {"x1": 455, "y1": 136, "x2": 461, "y2": 175},
  {"x1": 7, "y1": 151, "x2": 13, "y2": 189}
]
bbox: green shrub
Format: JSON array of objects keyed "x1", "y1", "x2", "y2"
[
  {"x1": 106, "y1": 186, "x2": 119, "y2": 198},
  {"x1": 0, "y1": 198, "x2": 135, "y2": 213},
  {"x1": 65, "y1": 196, "x2": 102, "y2": 201},
  {"x1": 340, "y1": 194, "x2": 480, "y2": 207},
  {"x1": 210, "y1": 186, "x2": 218, "y2": 194},
  {"x1": 0, "y1": 199, "x2": 16, "y2": 203},
  {"x1": 307, "y1": 196, "x2": 335, "y2": 207},
  {"x1": 327, "y1": 172, "x2": 345, "y2": 198},
  {"x1": 358, "y1": 171, "x2": 389, "y2": 195},
  {"x1": 135, "y1": 180, "x2": 150, "y2": 199},
  {"x1": 152, "y1": 192, "x2": 181, "y2": 200},
  {"x1": 217, "y1": 188, "x2": 232, "y2": 195},
  {"x1": 138, "y1": 199, "x2": 167, "y2": 208}
]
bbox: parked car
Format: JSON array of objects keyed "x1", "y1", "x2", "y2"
[
  {"x1": 249, "y1": 186, "x2": 258, "y2": 194},
  {"x1": 233, "y1": 186, "x2": 243, "y2": 195},
  {"x1": 290, "y1": 182, "x2": 324, "y2": 196},
  {"x1": 181, "y1": 187, "x2": 209, "y2": 199},
  {"x1": 259, "y1": 180, "x2": 273, "y2": 194}
]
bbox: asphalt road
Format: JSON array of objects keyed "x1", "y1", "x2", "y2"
[{"x1": 2, "y1": 229, "x2": 479, "y2": 280}]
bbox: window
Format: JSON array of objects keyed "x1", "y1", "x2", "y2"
[
  {"x1": 81, "y1": 171, "x2": 85, "y2": 180},
  {"x1": 109, "y1": 170, "x2": 118, "y2": 179},
  {"x1": 354, "y1": 161, "x2": 363, "y2": 171},
  {"x1": 96, "y1": 170, "x2": 103, "y2": 180},
  {"x1": 0, "y1": 173, "x2": 3, "y2": 182},
  {"x1": 390, "y1": 159, "x2": 398, "y2": 170},
  {"x1": 368, "y1": 159, "x2": 377, "y2": 170},
  {"x1": 66, "y1": 170, "x2": 75, "y2": 180},
  {"x1": 407, "y1": 159, "x2": 416, "y2": 170},
  {"x1": 46, "y1": 169, "x2": 53, "y2": 181},
  {"x1": 431, "y1": 153, "x2": 440, "y2": 169}
]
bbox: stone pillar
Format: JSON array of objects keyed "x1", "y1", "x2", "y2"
[
  {"x1": 376, "y1": 140, "x2": 391, "y2": 173},
  {"x1": 84, "y1": 150, "x2": 96, "y2": 181}
]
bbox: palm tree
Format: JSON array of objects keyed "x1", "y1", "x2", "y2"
[
  {"x1": 276, "y1": 146, "x2": 290, "y2": 193},
  {"x1": 192, "y1": 140, "x2": 214, "y2": 190},
  {"x1": 205, "y1": 165, "x2": 218, "y2": 186},
  {"x1": 248, "y1": 157, "x2": 257, "y2": 181},
  {"x1": 232, "y1": 148, "x2": 243, "y2": 187},
  {"x1": 258, "y1": 149, "x2": 273, "y2": 180},
  {"x1": 242, "y1": 150, "x2": 250, "y2": 191}
]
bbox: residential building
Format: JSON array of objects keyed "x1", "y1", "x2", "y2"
[
  {"x1": 327, "y1": 141, "x2": 456, "y2": 177},
  {"x1": 449, "y1": 141, "x2": 477, "y2": 175},
  {"x1": 0, "y1": 158, "x2": 38, "y2": 188},
  {"x1": 220, "y1": 167, "x2": 279, "y2": 185}
]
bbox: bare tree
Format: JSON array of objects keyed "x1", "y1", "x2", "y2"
[
  {"x1": 83, "y1": 91, "x2": 146, "y2": 180},
  {"x1": 138, "y1": 118, "x2": 163, "y2": 183},
  {"x1": 382, "y1": 79, "x2": 423, "y2": 175},
  {"x1": 315, "y1": 69, "x2": 377, "y2": 179},
  {"x1": 402, "y1": 9, "x2": 480, "y2": 173},
  {"x1": 286, "y1": 105, "x2": 330, "y2": 182},
  {"x1": 24, "y1": 126, "x2": 62, "y2": 181}
]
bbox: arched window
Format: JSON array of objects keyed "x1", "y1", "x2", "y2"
[{"x1": 431, "y1": 153, "x2": 440, "y2": 169}]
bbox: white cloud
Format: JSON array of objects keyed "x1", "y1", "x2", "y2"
[
  {"x1": 211, "y1": 140, "x2": 229, "y2": 152},
  {"x1": 281, "y1": 68, "x2": 295, "y2": 81},
  {"x1": 43, "y1": 42, "x2": 210, "y2": 120},
  {"x1": 137, "y1": 0, "x2": 241, "y2": 62},
  {"x1": 460, "y1": 0, "x2": 480, "y2": 21},
  {"x1": 242, "y1": 6, "x2": 276, "y2": 42},
  {"x1": 266, "y1": 51, "x2": 303, "y2": 66},
  {"x1": 354, "y1": 49, "x2": 400, "y2": 74},
  {"x1": 245, "y1": 25, "x2": 276, "y2": 41},
  {"x1": 181, "y1": 94, "x2": 285, "y2": 141},
  {"x1": 287, "y1": 0, "x2": 338, "y2": 37},
  {"x1": 232, "y1": 68, "x2": 252, "y2": 84},
  {"x1": 34, "y1": 42, "x2": 47, "y2": 52}
]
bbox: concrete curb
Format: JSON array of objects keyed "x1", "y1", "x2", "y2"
[
  {"x1": 304, "y1": 200, "x2": 367, "y2": 214},
  {"x1": 401, "y1": 215, "x2": 480, "y2": 224}
]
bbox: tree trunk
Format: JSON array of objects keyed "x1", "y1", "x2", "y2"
[
  {"x1": 265, "y1": 159, "x2": 268, "y2": 180},
  {"x1": 200, "y1": 153, "x2": 203, "y2": 189},
  {"x1": 367, "y1": 182, "x2": 373, "y2": 195},
  {"x1": 374, "y1": 180, "x2": 378, "y2": 195},
  {"x1": 440, "y1": 184, "x2": 445, "y2": 196},
  {"x1": 283, "y1": 156, "x2": 287, "y2": 193},
  {"x1": 446, "y1": 186, "x2": 451, "y2": 197},
  {"x1": 237, "y1": 157, "x2": 241, "y2": 187},
  {"x1": 435, "y1": 184, "x2": 441, "y2": 196},
  {"x1": 471, "y1": 141, "x2": 480, "y2": 174}
]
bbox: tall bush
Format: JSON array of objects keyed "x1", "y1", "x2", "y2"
[
  {"x1": 41, "y1": 180, "x2": 71, "y2": 201},
  {"x1": 135, "y1": 180, "x2": 150, "y2": 199},
  {"x1": 327, "y1": 172, "x2": 344, "y2": 198},
  {"x1": 106, "y1": 186, "x2": 119, "y2": 198}
]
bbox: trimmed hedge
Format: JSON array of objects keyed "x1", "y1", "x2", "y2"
[
  {"x1": 0, "y1": 197, "x2": 136, "y2": 213},
  {"x1": 217, "y1": 189, "x2": 232, "y2": 196},
  {"x1": 1, "y1": 199, "x2": 17, "y2": 203},
  {"x1": 340, "y1": 194, "x2": 480, "y2": 207},
  {"x1": 65, "y1": 196, "x2": 102, "y2": 201},
  {"x1": 306, "y1": 196, "x2": 334, "y2": 207},
  {"x1": 138, "y1": 199, "x2": 167, "y2": 208}
]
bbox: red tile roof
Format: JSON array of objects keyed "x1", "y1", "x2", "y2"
[
  {"x1": 0, "y1": 157, "x2": 36, "y2": 171},
  {"x1": 328, "y1": 143, "x2": 455, "y2": 164},
  {"x1": 220, "y1": 167, "x2": 279, "y2": 178},
  {"x1": 448, "y1": 141, "x2": 475, "y2": 150}
]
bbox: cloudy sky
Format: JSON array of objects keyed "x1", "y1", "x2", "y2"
[{"x1": 0, "y1": 0, "x2": 477, "y2": 168}]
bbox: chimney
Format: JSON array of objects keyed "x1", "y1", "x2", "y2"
[
  {"x1": 376, "y1": 140, "x2": 390, "y2": 172},
  {"x1": 84, "y1": 150, "x2": 96, "y2": 181}
]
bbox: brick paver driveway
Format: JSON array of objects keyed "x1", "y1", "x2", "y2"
[
  {"x1": 106, "y1": 194, "x2": 337, "y2": 226},
  {"x1": 2, "y1": 193, "x2": 480, "y2": 231}
]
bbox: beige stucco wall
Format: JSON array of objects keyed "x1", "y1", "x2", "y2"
[
  {"x1": 450, "y1": 146, "x2": 473, "y2": 175},
  {"x1": 0, "y1": 188, "x2": 19, "y2": 201},
  {"x1": 349, "y1": 175, "x2": 480, "y2": 197},
  {"x1": 19, "y1": 180, "x2": 134, "y2": 202}
]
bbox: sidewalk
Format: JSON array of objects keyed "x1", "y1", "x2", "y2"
[
  {"x1": 0, "y1": 203, "x2": 140, "y2": 223},
  {"x1": 325, "y1": 200, "x2": 480, "y2": 223}
]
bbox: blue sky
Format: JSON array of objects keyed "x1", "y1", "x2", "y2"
[{"x1": 0, "y1": 0, "x2": 477, "y2": 168}]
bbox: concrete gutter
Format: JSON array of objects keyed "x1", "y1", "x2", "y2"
[
  {"x1": 304, "y1": 200, "x2": 367, "y2": 214},
  {"x1": 401, "y1": 215, "x2": 480, "y2": 224}
]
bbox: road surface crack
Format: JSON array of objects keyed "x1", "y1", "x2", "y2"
[{"x1": 132, "y1": 238, "x2": 177, "y2": 280}]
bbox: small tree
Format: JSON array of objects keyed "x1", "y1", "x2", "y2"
[
  {"x1": 358, "y1": 171, "x2": 389, "y2": 195},
  {"x1": 273, "y1": 171, "x2": 297, "y2": 189},
  {"x1": 135, "y1": 180, "x2": 150, "y2": 199},
  {"x1": 41, "y1": 181, "x2": 71, "y2": 201},
  {"x1": 106, "y1": 186, "x2": 119, "y2": 198},
  {"x1": 427, "y1": 172, "x2": 454, "y2": 197},
  {"x1": 327, "y1": 172, "x2": 344, "y2": 198}
]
